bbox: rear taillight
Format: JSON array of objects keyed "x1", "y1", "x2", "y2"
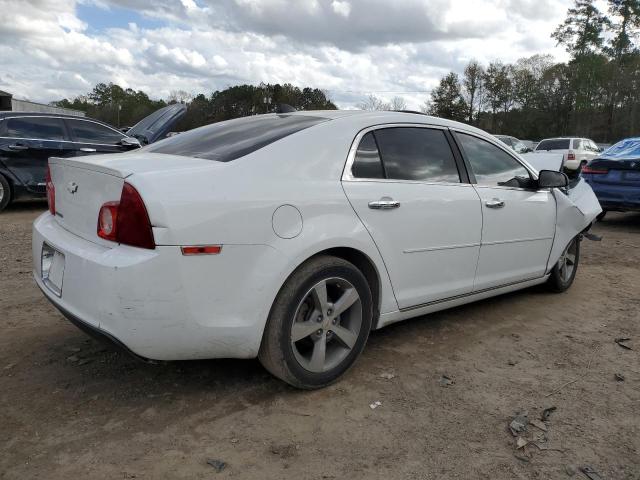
[
  {"x1": 45, "y1": 165, "x2": 55, "y2": 215},
  {"x1": 582, "y1": 166, "x2": 608, "y2": 175},
  {"x1": 567, "y1": 151, "x2": 575, "y2": 161},
  {"x1": 97, "y1": 183, "x2": 155, "y2": 249}
]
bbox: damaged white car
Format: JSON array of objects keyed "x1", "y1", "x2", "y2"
[{"x1": 32, "y1": 111, "x2": 601, "y2": 389}]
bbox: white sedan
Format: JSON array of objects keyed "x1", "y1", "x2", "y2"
[{"x1": 33, "y1": 111, "x2": 601, "y2": 388}]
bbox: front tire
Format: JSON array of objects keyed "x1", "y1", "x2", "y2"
[
  {"x1": 0, "y1": 174, "x2": 11, "y2": 212},
  {"x1": 547, "y1": 236, "x2": 580, "y2": 293},
  {"x1": 259, "y1": 255, "x2": 373, "y2": 389}
]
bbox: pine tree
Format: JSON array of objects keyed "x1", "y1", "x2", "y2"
[
  {"x1": 426, "y1": 73, "x2": 467, "y2": 122},
  {"x1": 552, "y1": 0, "x2": 609, "y2": 56}
]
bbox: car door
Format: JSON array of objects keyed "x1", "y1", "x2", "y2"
[
  {"x1": 342, "y1": 125, "x2": 482, "y2": 309},
  {"x1": 0, "y1": 116, "x2": 74, "y2": 194},
  {"x1": 453, "y1": 131, "x2": 556, "y2": 290},
  {"x1": 64, "y1": 118, "x2": 132, "y2": 156}
]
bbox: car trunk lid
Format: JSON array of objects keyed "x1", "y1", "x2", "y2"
[{"x1": 48, "y1": 152, "x2": 216, "y2": 245}]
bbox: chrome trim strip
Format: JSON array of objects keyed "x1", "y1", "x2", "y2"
[
  {"x1": 403, "y1": 242, "x2": 481, "y2": 254},
  {"x1": 400, "y1": 276, "x2": 544, "y2": 312},
  {"x1": 0, "y1": 136, "x2": 124, "y2": 147},
  {"x1": 481, "y1": 236, "x2": 553, "y2": 246}
]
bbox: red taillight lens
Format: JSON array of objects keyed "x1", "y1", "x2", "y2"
[
  {"x1": 96, "y1": 183, "x2": 155, "y2": 249},
  {"x1": 582, "y1": 166, "x2": 608, "y2": 175},
  {"x1": 97, "y1": 202, "x2": 119, "y2": 241},
  {"x1": 46, "y1": 165, "x2": 55, "y2": 215},
  {"x1": 567, "y1": 151, "x2": 576, "y2": 161}
]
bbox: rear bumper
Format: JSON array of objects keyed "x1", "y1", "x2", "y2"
[
  {"x1": 32, "y1": 213, "x2": 287, "y2": 360},
  {"x1": 584, "y1": 180, "x2": 640, "y2": 212}
]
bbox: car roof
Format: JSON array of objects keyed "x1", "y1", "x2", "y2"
[{"x1": 286, "y1": 109, "x2": 486, "y2": 134}]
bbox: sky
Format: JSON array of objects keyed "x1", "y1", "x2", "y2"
[{"x1": 0, "y1": 0, "x2": 580, "y2": 110}]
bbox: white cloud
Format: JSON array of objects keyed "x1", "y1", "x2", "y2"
[
  {"x1": 331, "y1": 0, "x2": 351, "y2": 17},
  {"x1": 0, "y1": 0, "x2": 573, "y2": 109}
]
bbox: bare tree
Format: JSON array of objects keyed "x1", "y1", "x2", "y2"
[
  {"x1": 462, "y1": 61, "x2": 485, "y2": 124},
  {"x1": 357, "y1": 94, "x2": 390, "y2": 111},
  {"x1": 168, "y1": 90, "x2": 194, "y2": 104},
  {"x1": 389, "y1": 96, "x2": 407, "y2": 110}
]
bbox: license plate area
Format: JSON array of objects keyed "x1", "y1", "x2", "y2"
[{"x1": 41, "y1": 243, "x2": 65, "y2": 297}]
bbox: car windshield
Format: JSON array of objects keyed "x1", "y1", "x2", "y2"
[
  {"x1": 145, "y1": 114, "x2": 328, "y2": 162},
  {"x1": 536, "y1": 139, "x2": 571, "y2": 150}
]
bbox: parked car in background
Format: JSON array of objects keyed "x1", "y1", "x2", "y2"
[
  {"x1": 535, "y1": 137, "x2": 601, "y2": 171},
  {"x1": 494, "y1": 135, "x2": 532, "y2": 154},
  {"x1": 582, "y1": 137, "x2": 640, "y2": 219},
  {"x1": 33, "y1": 110, "x2": 601, "y2": 389},
  {"x1": 0, "y1": 104, "x2": 186, "y2": 212}
]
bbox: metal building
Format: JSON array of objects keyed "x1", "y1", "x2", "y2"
[{"x1": 0, "y1": 90, "x2": 85, "y2": 117}]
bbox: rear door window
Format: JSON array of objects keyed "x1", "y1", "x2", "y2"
[
  {"x1": 5, "y1": 117, "x2": 66, "y2": 141},
  {"x1": 146, "y1": 114, "x2": 327, "y2": 161},
  {"x1": 536, "y1": 139, "x2": 571, "y2": 150},
  {"x1": 572, "y1": 139, "x2": 583, "y2": 150},
  {"x1": 372, "y1": 127, "x2": 460, "y2": 183},
  {"x1": 457, "y1": 133, "x2": 531, "y2": 188},
  {"x1": 352, "y1": 132, "x2": 385, "y2": 179},
  {"x1": 66, "y1": 119, "x2": 124, "y2": 145}
]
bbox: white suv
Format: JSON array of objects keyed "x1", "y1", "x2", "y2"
[{"x1": 535, "y1": 137, "x2": 601, "y2": 170}]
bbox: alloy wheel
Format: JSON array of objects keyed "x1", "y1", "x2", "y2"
[
  {"x1": 290, "y1": 277, "x2": 363, "y2": 373},
  {"x1": 557, "y1": 238, "x2": 578, "y2": 283}
]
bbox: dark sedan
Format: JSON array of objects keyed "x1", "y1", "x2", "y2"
[
  {"x1": 0, "y1": 104, "x2": 186, "y2": 211},
  {"x1": 581, "y1": 137, "x2": 640, "y2": 218}
]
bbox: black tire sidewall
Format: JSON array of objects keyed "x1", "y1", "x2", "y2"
[
  {"x1": 278, "y1": 262, "x2": 372, "y2": 388},
  {"x1": 0, "y1": 174, "x2": 10, "y2": 212}
]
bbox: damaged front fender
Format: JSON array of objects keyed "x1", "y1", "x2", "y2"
[{"x1": 548, "y1": 178, "x2": 602, "y2": 271}]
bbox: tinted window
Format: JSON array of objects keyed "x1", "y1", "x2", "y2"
[
  {"x1": 536, "y1": 139, "x2": 571, "y2": 150},
  {"x1": 573, "y1": 139, "x2": 583, "y2": 150},
  {"x1": 6, "y1": 117, "x2": 66, "y2": 141},
  {"x1": 457, "y1": 133, "x2": 531, "y2": 187},
  {"x1": 67, "y1": 119, "x2": 123, "y2": 144},
  {"x1": 373, "y1": 127, "x2": 460, "y2": 183},
  {"x1": 146, "y1": 114, "x2": 327, "y2": 162},
  {"x1": 352, "y1": 132, "x2": 384, "y2": 179}
]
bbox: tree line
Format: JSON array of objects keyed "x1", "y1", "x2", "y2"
[
  {"x1": 53, "y1": 83, "x2": 336, "y2": 130},
  {"x1": 53, "y1": 0, "x2": 639, "y2": 143},
  {"x1": 425, "y1": 0, "x2": 640, "y2": 142}
]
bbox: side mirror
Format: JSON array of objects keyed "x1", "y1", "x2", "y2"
[
  {"x1": 120, "y1": 136, "x2": 141, "y2": 148},
  {"x1": 538, "y1": 169, "x2": 569, "y2": 189}
]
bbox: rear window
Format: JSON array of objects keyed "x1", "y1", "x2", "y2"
[
  {"x1": 145, "y1": 114, "x2": 327, "y2": 162},
  {"x1": 536, "y1": 139, "x2": 571, "y2": 150}
]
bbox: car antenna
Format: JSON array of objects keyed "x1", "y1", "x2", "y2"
[{"x1": 276, "y1": 103, "x2": 297, "y2": 113}]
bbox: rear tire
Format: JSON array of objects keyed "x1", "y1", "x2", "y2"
[
  {"x1": 547, "y1": 236, "x2": 580, "y2": 293},
  {"x1": 0, "y1": 174, "x2": 11, "y2": 212},
  {"x1": 259, "y1": 255, "x2": 373, "y2": 389}
]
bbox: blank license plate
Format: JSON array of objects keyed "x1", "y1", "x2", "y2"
[{"x1": 41, "y1": 243, "x2": 65, "y2": 296}]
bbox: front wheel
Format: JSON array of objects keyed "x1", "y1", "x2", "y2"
[
  {"x1": 547, "y1": 236, "x2": 581, "y2": 292},
  {"x1": 259, "y1": 256, "x2": 373, "y2": 389}
]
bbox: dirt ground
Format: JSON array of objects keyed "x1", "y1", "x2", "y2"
[{"x1": 1, "y1": 201, "x2": 638, "y2": 480}]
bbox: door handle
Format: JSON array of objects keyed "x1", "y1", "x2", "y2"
[
  {"x1": 485, "y1": 198, "x2": 505, "y2": 209},
  {"x1": 368, "y1": 198, "x2": 400, "y2": 210},
  {"x1": 79, "y1": 148, "x2": 97, "y2": 153},
  {"x1": 8, "y1": 143, "x2": 28, "y2": 151}
]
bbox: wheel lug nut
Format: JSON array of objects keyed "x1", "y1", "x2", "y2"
[
  {"x1": 317, "y1": 315, "x2": 323, "y2": 323},
  {"x1": 332, "y1": 318, "x2": 337, "y2": 324},
  {"x1": 327, "y1": 309, "x2": 333, "y2": 316},
  {"x1": 317, "y1": 329, "x2": 323, "y2": 335}
]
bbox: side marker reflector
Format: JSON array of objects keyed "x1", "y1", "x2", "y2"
[{"x1": 181, "y1": 245, "x2": 222, "y2": 255}]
